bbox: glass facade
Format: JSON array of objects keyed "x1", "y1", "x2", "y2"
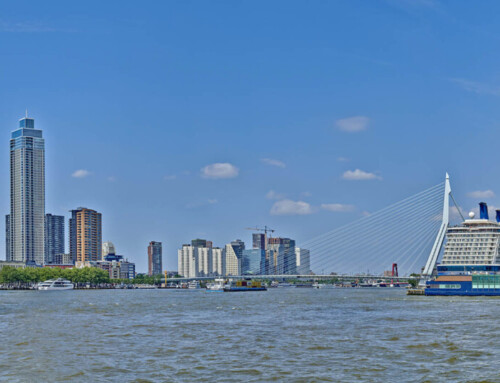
[{"x1": 9, "y1": 117, "x2": 45, "y2": 265}]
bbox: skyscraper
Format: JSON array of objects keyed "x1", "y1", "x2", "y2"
[
  {"x1": 69, "y1": 207, "x2": 102, "y2": 263},
  {"x1": 8, "y1": 114, "x2": 45, "y2": 265},
  {"x1": 45, "y1": 214, "x2": 65, "y2": 264},
  {"x1": 252, "y1": 233, "x2": 266, "y2": 250},
  {"x1": 148, "y1": 241, "x2": 162, "y2": 276}
]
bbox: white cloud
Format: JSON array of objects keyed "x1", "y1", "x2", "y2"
[
  {"x1": 208, "y1": 199, "x2": 218, "y2": 204},
  {"x1": 72, "y1": 169, "x2": 91, "y2": 178},
  {"x1": 164, "y1": 175, "x2": 177, "y2": 181},
  {"x1": 270, "y1": 199, "x2": 313, "y2": 215},
  {"x1": 261, "y1": 158, "x2": 286, "y2": 168},
  {"x1": 201, "y1": 163, "x2": 239, "y2": 179},
  {"x1": 450, "y1": 78, "x2": 500, "y2": 96},
  {"x1": 466, "y1": 190, "x2": 495, "y2": 199},
  {"x1": 321, "y1": 203, "x2": 355, "y2": 212},
  {"x1": 342, "y1": 169, "x2": 382, "y2": 181},
  {"x1": 107, "y1": 176, "x2": 116, "y2": 182},
  {"x1": 266, "y1": 190, "x2": 285, "y2": 200},
  {"x1": 336, "y1": 116, "x2": 370, "y2": 132},
  {"x1": 337, "y1": 157, "x2": 350, "y2": 162}
]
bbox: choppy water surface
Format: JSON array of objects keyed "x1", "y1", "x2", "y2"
[{"x1": 0, "y1": 288, "x2": 499, "y2": 382}]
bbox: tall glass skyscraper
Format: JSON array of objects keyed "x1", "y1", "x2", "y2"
[
  {"x1": 148, "y1": 241, "x2": 162, "y2": 276},
  {"x1": 45, "y1": 214, "x2": 65, "y2": 264},
  {"x1": 8, "y1": 115, "x2": 45, "y2": 265}
]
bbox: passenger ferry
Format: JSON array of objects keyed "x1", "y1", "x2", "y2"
[
  {"x1": 223, "y1": 279, "x2": 267, "y2": 292},
  {"x1": 37, "y1": 278, "x2": 74, "y2": 291},
  {"x1": 425, "y1": 202, "x2": 500, "y2": 296}
]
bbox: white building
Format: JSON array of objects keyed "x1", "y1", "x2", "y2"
[
  {"x1": 225, "y1": 243, "x2": 240, "y2": 276},
  {"x1": 178, "y1": 244, "x2": 224, "y2": 278},
  {"x1": 296, "y1": 248, "x2": 311, "y2": 275},
  {"x1": 212, "y1": 247, "x2": 225, "y2": 276},
  {"x1": 178, "y1": 245, "x2": 196, "y2": 278}
]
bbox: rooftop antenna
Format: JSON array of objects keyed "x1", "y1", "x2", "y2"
[{"x1": 25, "y1": 109, "x2": 28, "y2": 118}]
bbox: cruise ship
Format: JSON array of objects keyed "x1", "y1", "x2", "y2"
[{"x1": 426, "y1": 202, "x2": 500, "y2": 296}]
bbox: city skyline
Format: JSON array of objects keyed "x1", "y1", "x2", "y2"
[{"x1": 3, "y1": 1, "x2": 500, "y2": 273}]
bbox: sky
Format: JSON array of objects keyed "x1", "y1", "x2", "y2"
[{"x1": 1, "y1": 0, "x2": 500, "y2": 272}]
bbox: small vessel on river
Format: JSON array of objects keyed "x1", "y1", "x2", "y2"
[
  {"x1": 223, "y1": 279, "x2": 267, "y2": 292},
  {"x1": 37, "y1": 278, "x2": 74, "y2": 291}
]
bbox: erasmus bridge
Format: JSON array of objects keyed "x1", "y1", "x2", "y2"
[{"x1": 168, "y1": 173, "x2": 456, "y2": 283}]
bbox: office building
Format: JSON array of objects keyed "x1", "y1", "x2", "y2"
[
  {"x1": 268, "y1": 237, "x2": 296, "y2": 275},
  {"x1": 252, "y1": 233, "x2": 266, "y2": 250},
  {"x1": 242, "y1": 249, "x2": 265, "y2": 275},
  {"x1": 53, "y1": 253, "x2": 73, "y2": 265},
  {"x1": 8, "y1": 115, "x2": 45, "y2": 265},
  {"x1": 102, "y1": 242, "x2": 116, "y2": 259},
  {"x1": 148, "y1": 241, "x2": 162, "y2": 276},
  {"x1": 69, "y1": 207, "x2": 102, "y2": 263},
  {"x1": 295, "y1": 248, "x2": 310, "y2": 275},
  {"x1": 45, "y1": 214, "x2": 65, "y2": 264},
  {"x1": 191, "y1": 238, "x2": 207, "y2": 248}
]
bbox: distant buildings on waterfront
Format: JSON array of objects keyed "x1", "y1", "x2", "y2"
[
  {"x1": 177, "y1": 234, "x2": 311, "y2": 278},
  {"x1": 1, "y1": 114, "x2": 308, "y2": 280}
]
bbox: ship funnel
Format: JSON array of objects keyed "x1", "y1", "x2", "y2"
[
  {"x1": 479, "y1": 202, "x2": 489, "y2": 220},
  {"x1": 496, "y1": 210, "x2": 500, "y2": 223}
]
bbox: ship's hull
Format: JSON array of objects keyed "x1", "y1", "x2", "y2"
[{"x1": 426, "y1": 275, "x2": 500, "y2": 296}]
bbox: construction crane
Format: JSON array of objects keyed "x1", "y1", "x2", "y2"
[{"x1": 245, "y1": 225, "x2": 275, "y2": 236}]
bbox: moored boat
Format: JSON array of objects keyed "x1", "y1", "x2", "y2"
[
  {"x1": 37, "y1": 278, "x2": 74, "y2": 291},
  {"x1": 223, "y1": 279, "x2": 267, "y2": 292}
]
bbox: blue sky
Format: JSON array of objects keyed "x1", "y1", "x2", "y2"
[{"x1": 1, "y1": 0, "x2": 500, "y2": 272}]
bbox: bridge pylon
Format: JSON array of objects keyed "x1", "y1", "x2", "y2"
[{"x1": 419, "y1": 173, "x2": 451, "y2": 285}]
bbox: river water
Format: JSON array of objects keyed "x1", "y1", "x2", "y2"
[{"x1": 0, "y1": 288, "x2": 498, "y2": 382}]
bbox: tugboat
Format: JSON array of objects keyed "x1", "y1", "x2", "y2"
[{"x1": 223, "y1": 279, "x2": 267, "y2": 292}]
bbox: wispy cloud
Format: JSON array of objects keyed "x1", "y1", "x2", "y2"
[
  {"x1": 270, "y1": 200, "x2": 313, "y2": 216},
  {"x1": 201, "y1": 163, "x2": 239, "y2": 179},
  {"x1": 321, "y1": 203, "x2": 355, "y2": 212},
  {"x1": 186, "y1": 199, "x2": 219, "y2": 209},
  {"x1": 467, "y1": 190, "x2": 495, "y2": 199},
  {"x1": 261, "y1": 158, "x2": 286, "y2": 168},
  {"x1": 342, "y1": 169, "x2": 382, "y2": 181},
  {"x1": 107, "y1": 176, "x2": 116, "y2": 182},
  {"x1": 266, "y1": 190, "x2": 285, "y2": 200},
  {"x1": 336, "y1": 116, "x2": 370, "y2": 133},
  {"x1": 164, "y1": 175, "x2": 177, "y2": 181},
  {"x1": 337, "y1": 157, "x2": 350, "y2": 162},
  {"x1": 450, "y1": 78, "x2": 500, "y2": 96},
  {"x1": 1, "y1": 21, "x2": 58, "y2": 33},
  {"x1": 72, "y1": 169, "x2": 91, "y2": 178}
]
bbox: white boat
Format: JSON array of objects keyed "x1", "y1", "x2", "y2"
[
  {"x1": 206, "y1": 278, "x2": 225, "y2": 292},
  {"x1": 37, "y1": 278, "x2": 74, "y2": 291},
  {"x1": 188, "y1": 280, "x2": 201, "y2": 289}
]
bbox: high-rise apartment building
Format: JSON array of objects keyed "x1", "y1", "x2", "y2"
[
  {"x1": 8, "y1": 115, "x2": 45, "y2": 265},
  {"x1": 148, "y1": 241, "x2": 162, "y2": 276},
  {"x1": 45, "y1": 214, "x2": 65, "y2": 264},
  {"x1": 102, "y1": 241, "x2": 116, "y2": 258},
  {"x1": 225, "y1": 240, "x2": 245, "y2": 276},
  {"x1": 295, "y1": 248, "x2": 311, "y2": 275},
  {"x1": 69, "y1": 207, "x2": 102, "y2": 263}
]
